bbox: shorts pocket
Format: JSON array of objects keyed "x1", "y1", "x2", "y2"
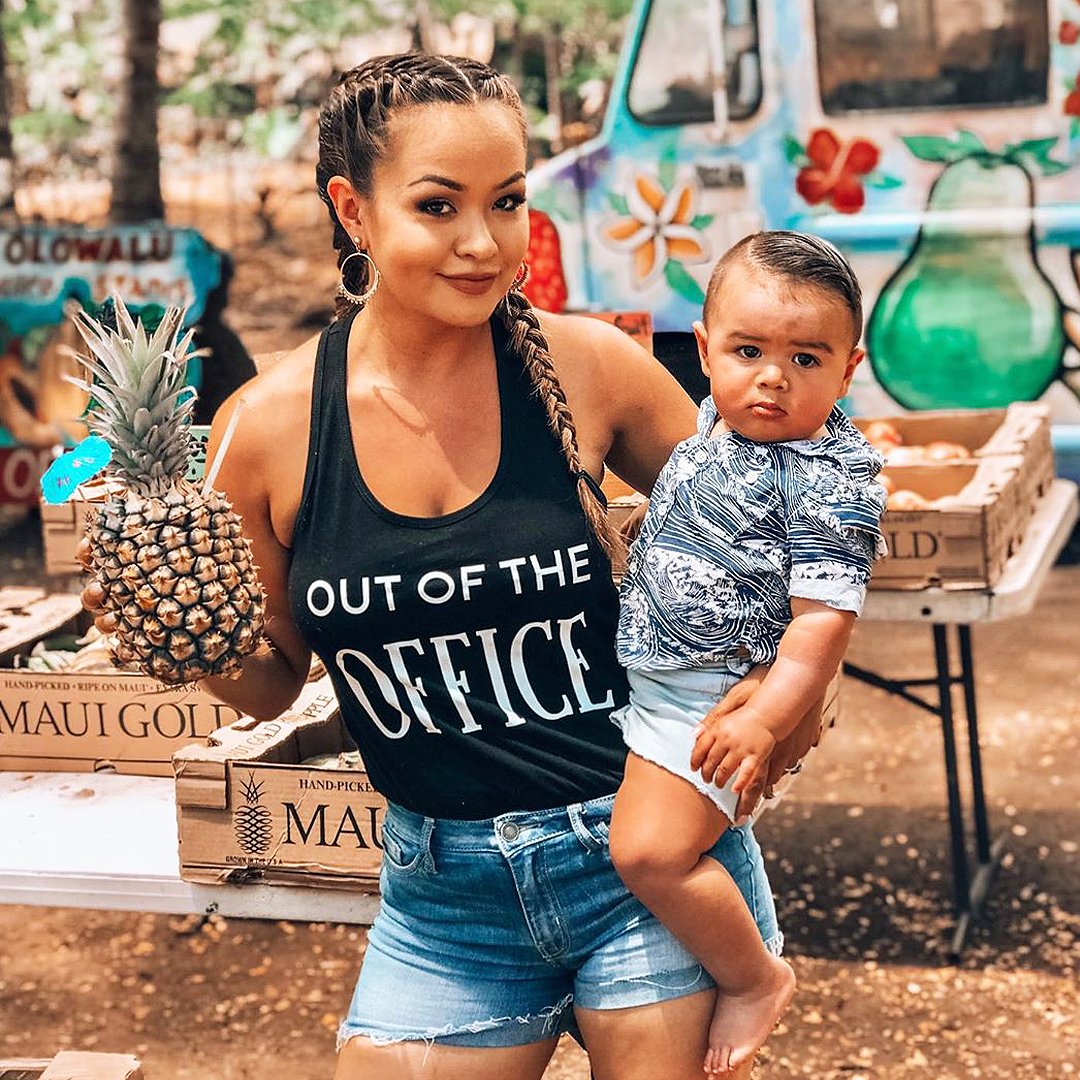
[{"x1": 381, "y1": 819, "x2": 433, "y2": 877}]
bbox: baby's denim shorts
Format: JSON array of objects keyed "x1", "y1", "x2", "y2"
[{"x1": 338, "y1": 791, "x2": 782, "y2": 1050}]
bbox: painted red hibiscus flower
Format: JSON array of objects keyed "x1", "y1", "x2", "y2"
[
  {"x1": 1060, "y1": 20, "x2": 1080, "y2": 45},
  {"x1": 795, "y1": 129, "x2": 881, "y2": 214},
  {"x1": 522, "y1": 209, "x2": 568, "y2": 313}
]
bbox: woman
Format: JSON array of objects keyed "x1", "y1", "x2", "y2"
[{"x1": 84, "y1": 53, "x2": 802, "y2": 1079}]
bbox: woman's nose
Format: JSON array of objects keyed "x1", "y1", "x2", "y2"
[{"x1": 456, "y1": 214, "x2": 498, "y2": 259}]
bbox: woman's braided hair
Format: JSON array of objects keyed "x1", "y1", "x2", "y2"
[{"x1": 315, "y1": 53, "x2": 624, "y2": 571}]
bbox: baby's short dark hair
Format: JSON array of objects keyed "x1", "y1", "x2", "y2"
[{"x1": 703, "y1": 231, "x2": 863, "y2": 345}]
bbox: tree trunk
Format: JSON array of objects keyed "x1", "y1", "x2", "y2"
[
  {"x1": 543, "y1": 23, "x2": 564, "y2": 153},
  {"x1": 110, "y1": 0, "x2": 164, "y2": 223},
  {"x1": 0, "y1": 0, "x2": 15, "y2": 213}
]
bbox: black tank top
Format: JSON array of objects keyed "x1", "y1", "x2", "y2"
[{"x1": 288, "y1": 311, "x2": 629, "y2": 818}]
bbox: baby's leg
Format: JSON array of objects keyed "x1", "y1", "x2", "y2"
[{"x1": 609, "y1": 752, "x2": 795, "y2": 1074}]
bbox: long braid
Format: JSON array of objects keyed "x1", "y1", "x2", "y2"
[{"x1": 498, "y1": 290, "x2": 626, "y2": 575}]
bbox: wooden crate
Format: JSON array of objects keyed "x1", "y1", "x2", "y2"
[
  {"x1": 856, "y1": 403, "x2": 1054, "y2": 512},
  {"x1": 872, "y1": 454, "x2": 1030, "y2": 590}
]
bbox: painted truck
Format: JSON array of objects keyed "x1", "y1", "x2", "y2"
[{"x1": 524, "y1": 0, "x2": 1080, "y2": 475}]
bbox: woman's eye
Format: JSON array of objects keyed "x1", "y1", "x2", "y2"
[
  {"x1": 792, "y1": 353, "x2": 820, "y2": 368},
  {"x1": 418, "y1": 199, "x2": 455, "y2": 216},
  {"x1": 495, "y1": 193, "x2": 527, "y2": 212},
  {"x1": 736, "y1": 345, "x2": 761, "y2": 359}
]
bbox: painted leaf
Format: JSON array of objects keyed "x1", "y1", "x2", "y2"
[
  {"x1": 865, "y1": 172, "x2": 903, "y2": 190},
  {"x1": 901, "y1": 135, "x2": 966, "y2": 162},
  {"x1": 608, "y1": 192, "x2": 630, "y2": 216},
  {"x1": 1005, "y1": 136, "x2": 1060, "y2": 157},
  {"x1": 1034, "y1": 157, "x2": 1071, "y2": 176},
  {"x1": 690, "y1": 214, "x2": 714, "y2": 230},
  {"x1": 954, "y1": 129, "x2": 988, "y2": 154},
  {"x1": 783, "y1": 135, "x2": 810, "y2": 166},
  {"x1": 658, "y1": 156, "x2": 678, "y2": 189},
  {"x1": 664, "y1": 260, "x2": 705, "y2": 304}
]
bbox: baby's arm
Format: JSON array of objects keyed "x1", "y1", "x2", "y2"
[{"x1": 690, "y1": 598, "x2": 855, "y2": 796}]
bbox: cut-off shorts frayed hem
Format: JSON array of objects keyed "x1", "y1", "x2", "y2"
[{"x1": 337, "y1": 992, "x2": 574, "y2": 1051}]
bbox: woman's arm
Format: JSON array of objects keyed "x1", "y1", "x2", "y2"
[{"x1": 196, "y1": 389, "x2": 313, "y2": 719}]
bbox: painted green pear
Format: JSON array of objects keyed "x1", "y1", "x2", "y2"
[{"x1": 868, "y1": 156, "x2": 1063, "y2": 409}]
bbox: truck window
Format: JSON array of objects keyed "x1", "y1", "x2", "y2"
[
  {"x1": 627, "y1": 0, "x2": 761, "y2": 126},
  {"x1": 815, "y1": 0, "x2": 1048, "y2": 115}
]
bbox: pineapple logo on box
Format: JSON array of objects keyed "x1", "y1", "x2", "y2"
[
  {"x1": 234, "y1": 773, "x2": 273, "y2": 855},
  {"x1": 228, "y1": 770, "x2": 384, "y2": 865}
]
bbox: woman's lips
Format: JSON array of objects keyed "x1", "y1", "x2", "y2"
[{"x1": 441, "y1": 274, "x2": 498, "y2": 296}]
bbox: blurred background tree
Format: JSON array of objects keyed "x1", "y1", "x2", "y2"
[{"x1": 0, "y1": 0, "x2": 634, "y2": 223}]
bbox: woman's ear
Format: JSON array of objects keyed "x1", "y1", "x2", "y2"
[{"x1": 326, "y1": 175, "x2": 366, "y2": 246}]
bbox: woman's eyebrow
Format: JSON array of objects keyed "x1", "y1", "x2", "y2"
[{"x1": 409, "y1": 172, "x2": 526, "y2": 190}]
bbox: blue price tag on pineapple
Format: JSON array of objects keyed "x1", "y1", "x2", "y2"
[{"x1": 40, "y1": 435, "x2": 113, "y2": 504}]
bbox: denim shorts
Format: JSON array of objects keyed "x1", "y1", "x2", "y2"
[{"x1": 338, "y1": 791, "x2": 782, "y2": 1050}]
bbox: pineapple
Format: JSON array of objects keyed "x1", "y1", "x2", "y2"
[{"x1": 70, "y1": 295, "x2": 265, "y2": 685}]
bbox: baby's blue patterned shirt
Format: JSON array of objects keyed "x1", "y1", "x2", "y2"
[{"x1": 616, "y1": 398, "x2": 888, "y2": 672}]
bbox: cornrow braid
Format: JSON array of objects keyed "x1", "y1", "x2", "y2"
[
  {"x1": 497, "y1": 290, "x2": 626, "y2": 575},
  {"x1": 316, "y1": 51, "x2": 622, "y2": 571}
]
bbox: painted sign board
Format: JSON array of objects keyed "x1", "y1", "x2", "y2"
[{"x1": 0, "y1": 224, "x2": 220, "y2": 501}]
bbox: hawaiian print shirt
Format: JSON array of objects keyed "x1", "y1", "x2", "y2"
[{"x1": 616, "y1": 398, "x2": 888, "y2": 672}]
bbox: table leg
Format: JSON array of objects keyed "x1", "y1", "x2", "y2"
[
  {"x1": 956, "y1": 624, "x2": 992, "y2": 864},
  {"x1": 933, "y1": 623, "x2": 971, "y2": 918}
]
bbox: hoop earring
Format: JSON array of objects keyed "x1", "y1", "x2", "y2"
[
  {"x1": 338, "y1": 249, "x2": 380, "y2": 306},
  {"x1": 511, "y1": 262, "x2": 529, "y2": 291}
]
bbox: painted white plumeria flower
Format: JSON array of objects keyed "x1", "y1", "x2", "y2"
[{"x1": 602, "y1": 172, "x2": 711, "y2": 289}]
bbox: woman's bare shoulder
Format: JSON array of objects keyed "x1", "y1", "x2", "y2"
[{"x1": 208, "y1": 331, "x2": 321, "y2": 463}]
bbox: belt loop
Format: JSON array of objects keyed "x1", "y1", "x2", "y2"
[
  {"x1": 567, "y1": 802, "x2": 601, "y2": 853},
  {"x1": 421, "y1": 815, "x2": 437, "y2": 874}
]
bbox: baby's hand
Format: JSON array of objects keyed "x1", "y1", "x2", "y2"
[{"x1": 690, "y1": 706, "x2": 776, "y2": 796}]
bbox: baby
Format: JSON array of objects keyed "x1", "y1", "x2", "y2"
[{"x1": 609, "y1": 231, "x2": 887, "y2": 1075}]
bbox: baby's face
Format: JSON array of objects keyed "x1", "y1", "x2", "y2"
[{"x1": 693, "y1": 261, "x2": 863, "y2": 442}]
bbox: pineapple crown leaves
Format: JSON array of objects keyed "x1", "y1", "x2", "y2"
[{"x1": 65, "y1": 294, "x2": 202, "y2": 485}]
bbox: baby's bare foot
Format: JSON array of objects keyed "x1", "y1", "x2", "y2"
[{"x1": 704, "y1": 955, "x2": 795, "y2": 1075}]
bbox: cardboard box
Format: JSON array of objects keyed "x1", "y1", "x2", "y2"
[
  {"x1": 872, "y1": 454, "x2": 1029, "y2": 590},
  {"x1": 174, "y1": 688, "x2": 385, "y2": 889},
  {"x1": 855, "y1": 403, "x2": 1054, "y2": 512},
  {"x1": 0, "y1": 588, "x2": 83, "y2": 666},
  {"x1": 1, "y1": 599, "x2": 336, "y2": 775},
  {"x1": 0, "y1": 1052, "x2": 144, "y2": 1080}
]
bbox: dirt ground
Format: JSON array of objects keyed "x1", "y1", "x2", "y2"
[{"x1": 1, "y1": 195, "x2": 1078, "y2": 1078}]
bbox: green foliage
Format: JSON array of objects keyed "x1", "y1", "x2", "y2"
[{"x1": 4, "y1": 0, "x2": 635, "y2": 179}]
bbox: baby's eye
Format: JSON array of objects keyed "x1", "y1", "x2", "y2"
[
  {"x1": 418, "y1": 198, "x2": 455, "y2": 217},
  {"x1": 792, "y1": 352, "x2": 820, "y2": 368},
  {"x1": 736, "y1": 345, "x2": 761, "y2": 359},
  {"x1": 495, "y1": 193, "x2": 527, "y2": 212}
]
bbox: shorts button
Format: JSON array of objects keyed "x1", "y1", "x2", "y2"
[{"x1": 500, "y1": 821, "x2": 520, "y2": 841}]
